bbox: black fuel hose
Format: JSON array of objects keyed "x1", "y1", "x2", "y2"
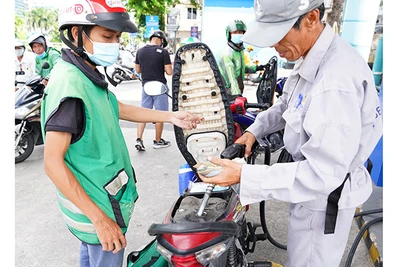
[
  {"x1": 259, "y1": 200, "x2": 287, "y2": 250},
  {"x1": 344, "y1": 216, "x2": 383, "y2": 267}
]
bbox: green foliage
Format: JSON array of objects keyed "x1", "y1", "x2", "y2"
[
  {"x1": 125, "y1": 0, "x2": 202, "y2": 40},
  {"x1": 24, "y1": 7, "x2": 58, "y2": 35},
  {"x1": 125, "y1": 0, "x2": 179, "y2": 35},
  {"x1": 15, "y1": 14, "x2": 26, "y2": 40}
]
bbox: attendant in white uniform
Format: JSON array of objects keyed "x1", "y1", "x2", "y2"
[
  {"x1": 15, "y1": 39, "x2": 36, "y2": 91},
  {"x1": 200, "y1": 1, "x2": 383, "y2": 266}
]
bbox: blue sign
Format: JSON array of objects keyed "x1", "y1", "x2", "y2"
[
  {"x1": 145, "y1": 26, "x2": 160, "y2": 38},
  {"x1": 190, "y1": 26, "x2": 199, "y2": 38},
  {"x1": 145, "y1": 15, "x2": 159, "y2": 27}
]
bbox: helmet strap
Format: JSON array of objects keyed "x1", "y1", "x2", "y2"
[
  {"x1": 60, "y1": 26, "x2": 97, "y2": 66},
  {"x1": 60, "y1": 26, "x2": 119, "y2": 87},
  {"x1": 228, "y1": 41, "x2": 244, "y2": 52}
]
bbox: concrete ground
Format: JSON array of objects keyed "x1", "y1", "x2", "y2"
[{"x1": 14, "y1": 68, "x2": 380, "y2": 267}]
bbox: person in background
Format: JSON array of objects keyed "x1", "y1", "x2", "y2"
[
  {"x1": 135, "y1": 30, "x2": 172, "y2": 151},
  {"x1": 200, "y1": 1, "x2": 383, "y2": 266},
  {"x1": 243, "y1": 45, "x2": 253, "y2": 66},
  {"x1": 41, "y1": 1, "x2": 203, "y2": 267},
  {"x1": 14, "y1": 39, "x2": 36, "y2": 91},
  {"x1": 27, "y1": 33, "x2": 61, "y2": 86},
  {"x1": 217, "y1": 19, "x2": 266, "y2": 95}
]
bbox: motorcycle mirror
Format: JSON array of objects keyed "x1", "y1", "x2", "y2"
[
  {"x1": 42, "y1": 61, "x2": 50, "y2": 69},
  {"x1": 143, "y1": 81, "x2": 168, "y2": 96}
]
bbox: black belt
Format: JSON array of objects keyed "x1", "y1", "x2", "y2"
[{"x1": 324, "y1": 173, "x2": 350, "y2": 234}]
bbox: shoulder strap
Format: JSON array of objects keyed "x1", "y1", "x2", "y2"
[{"x1": 324, "y1": 173, "x2": 350, "y2": 234}]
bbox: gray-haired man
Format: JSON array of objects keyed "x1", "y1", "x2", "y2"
[{"x1": 200, "y1": 0, "x2": 382, "y2": 266}]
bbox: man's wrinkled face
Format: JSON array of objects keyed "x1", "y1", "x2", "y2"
[
  {"x1": 271, "y1": 27, "x2": 308, "y2": 62},
  {"x1": 271, "y1": 10, "x2": 321, "y2": 62}
]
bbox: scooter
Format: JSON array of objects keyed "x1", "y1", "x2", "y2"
[
  {"x1": 231, "y1": 56, "x2": 286, "y2": 156},
  {"x1": 139, "y1": 42, "x2": 283, "y2": 267},
  {"x1": 111, "y1": 63, "x2": 141, "y2": 84},
  {"x1": 15, "y1": 70, "x2": 27, "y2": 92},
  {"x1": 15, "y1": 62, "x2": 49, "y2": 163}
]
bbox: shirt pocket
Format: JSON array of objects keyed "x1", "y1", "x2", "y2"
[{"x1": 282, "y1": 109, "x2": 302, "y2": 134}]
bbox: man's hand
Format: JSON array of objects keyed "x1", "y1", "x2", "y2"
[
  {"x1": 170, "y1": 111, "x2": 204, "y2": 130},
  {"x1": 235, "y1": 131, "x2": 256, "y2": 159},
  {"x1": 93, "y1": 214, "x2": 127, "y2": 254},
  {"x1": 42, "y1": 78, "x2": 48, "y2": 86},
  {"x1": 198, "y1": 156, "x2": 242, "y2": 187}
]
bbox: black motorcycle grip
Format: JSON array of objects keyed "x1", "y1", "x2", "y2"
[{"x1": 246, "y1": 103, "x2": 270, "y2": 110}]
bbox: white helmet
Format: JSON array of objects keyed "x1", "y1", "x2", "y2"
[
  {"x1": 15, "y1": 39, "x2": 25, "y2": 48},
  {"x1": 58, "y1": 0, "x2": 137, "y2": 33}
]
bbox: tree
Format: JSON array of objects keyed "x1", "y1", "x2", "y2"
[
  {"x1": 326, "y1": 0, "x2": 345, "y2": 33},
  {"x1": 125, "y1": 0, "x2": 202, "y2": 38},
  {"x1": 24, "y1": 7, "x2": 57, "y2": 35},
  {"x1": 15, "y1": 14, "x2": 26, "y2": 40}
]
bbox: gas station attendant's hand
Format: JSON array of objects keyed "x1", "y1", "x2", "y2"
[
  {"x1": 199, "y1": 156, "x2": 242, "y2": 187},
  {"x1": 235, "y1": 131, "x2": 256, "y2": 159}
]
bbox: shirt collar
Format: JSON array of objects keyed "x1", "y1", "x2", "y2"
[{"x1": 298, "y1": 23, "x2": 335, "y2": 83}]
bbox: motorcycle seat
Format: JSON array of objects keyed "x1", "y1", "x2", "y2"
[{"x1": 172, "y1": 42, "x2": 235, "y2": 175}]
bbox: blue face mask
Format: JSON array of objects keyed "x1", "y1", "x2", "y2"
[
  {"x1": 84, "y1": 33, "x2": 120, "y2": 67},
  {"x1": 36, "y1": 51, "x2": 47, "y2": 59},
  {"x1": 231, "y1": 34, "x2": 243, "y2": 44}
]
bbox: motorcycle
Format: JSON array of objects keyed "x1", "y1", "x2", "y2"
[
  {"x1": 136, "y1": 43, "x2": 285, "y2": 267},
  {"x1": 110, "y1": 63, "x2": 141, "y2": 84},
  {"x1": 231, "y1": 56, "x2": 287, "y2": 161},
  {"x1": 15, "y1": 70, "x2": 27, "y2": 92},
  {"x1": 15, "y1": 62, "x2": 49, "y2": 163}
]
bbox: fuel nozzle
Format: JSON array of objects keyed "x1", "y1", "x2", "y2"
[{"x1": 196, "y1": 183, "x2": 215, "y2": 217}]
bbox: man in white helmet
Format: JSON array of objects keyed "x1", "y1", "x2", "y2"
[
  {"x1": 14, "y1": 40, "x2": 36, "y2": 91},
  {"x1": 40, "y1": 1, "x2": 203, "y2": 266},
  {"x1": 200, "y1": 1, "x2": 383, "y2": 266}
]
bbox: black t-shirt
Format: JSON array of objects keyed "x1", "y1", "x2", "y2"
[
  {"x1": 135, "y1": 44, "x2": 171, "y2": 84},
  {"x1": 45, "y1": 98, "x2": 85, "y2": 144}
]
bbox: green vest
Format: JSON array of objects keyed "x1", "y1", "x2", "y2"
[
  {"x1": 41, "y1": 60, "x2": 138, "y2": 244},
  {"x1": 35, "y1": 47, "x2": 61, "y2": 80},
  {"x1": 217, "y1": 45, "x2": 257, "y2": 95}
]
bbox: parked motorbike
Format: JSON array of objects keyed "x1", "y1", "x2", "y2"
[
  {"x1": 111, "y1": 63, "x2": 141, "y2": 84},
  {"x1": 15, "y1": 70, "x2": 27, "y2": 92},
  {"x1": 147, "y1": 140, "x2": 282, "y2": 267},
  {"x1": 140, "y1": 78, "x2": 285, "y2": 266},
  {"x1": 232, "y1": 56, "x2": 286, "y2": 155},
  {"x1": 15, "y1": 62, "x2": 49, "y2": 163}
]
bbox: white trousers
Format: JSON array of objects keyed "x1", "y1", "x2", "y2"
[{"x1": 284, "y1": 203, "x2": 356, "y2": 267}]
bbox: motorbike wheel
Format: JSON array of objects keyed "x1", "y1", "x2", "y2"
[
  {"x1": 112, "y1": 70, "x2": 124, "y2": 83},
  {"x1": 277, "y1": 148, "x2": 294, "y2": 163},
  {"x1": 15, "y1": 132, "x2": 35, "y2": 163}
]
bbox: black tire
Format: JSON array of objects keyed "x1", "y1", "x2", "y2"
[
  {"x1": 15, "y1": 132, "x2": 35, "y2": 163},
  {"x1": 112, "y1": 70, "x2": 123, "y2": 83},
  {"x1": 277, "y1": 148, "x2": 294, "y2": 163}
]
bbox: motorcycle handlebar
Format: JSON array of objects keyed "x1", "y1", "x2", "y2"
[{"x1": 246, "y1": 102, "x2": 270, "y2": 110}]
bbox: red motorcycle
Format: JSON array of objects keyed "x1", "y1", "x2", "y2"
[{"x1": 144, "y1": 42, "x2": 285, "y2": 267}]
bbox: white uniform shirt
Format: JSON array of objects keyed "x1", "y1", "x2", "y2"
[
  {"x1": 15, "y1": 51, "x2": 36, "y2": 86},
  {"x1": 240, "y1": 24, "x2": 383, "y2": 211}
]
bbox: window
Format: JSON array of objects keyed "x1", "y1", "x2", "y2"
[{"x1": 187, "y1": 8, "x2": 197, "y2": 20}]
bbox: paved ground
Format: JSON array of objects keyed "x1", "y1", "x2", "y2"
[{"x1": 14, "y1": 69, "x2": 379, "y2": 267}]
